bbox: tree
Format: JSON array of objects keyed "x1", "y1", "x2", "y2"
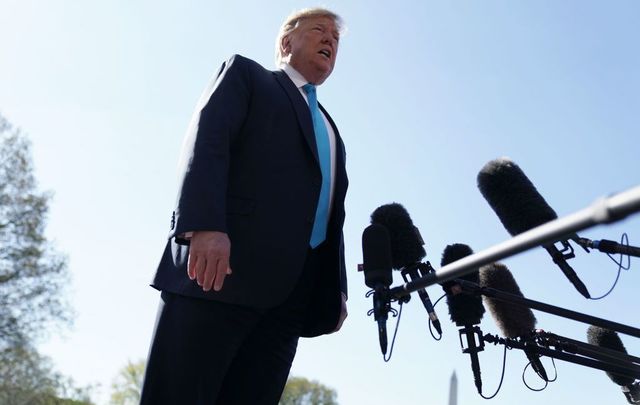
[
  {"x1": 0, "y1": 113, "x2": 84, "y2": 403},
  {"x1": 0, "y1": 343, "x2": 93, "y2": 405},
  {"x1": 109, "y1": 359, "x2": 145, "y2": 405},
  {"x1": 0, "y1": 112, "x2": 70, "y2": 348},
  {"x1": 279, "y1": 376, "x2": 338, "y2": 405},
  {"x1": 106, "y1": 359, "x2": 338, "y2": 405}
]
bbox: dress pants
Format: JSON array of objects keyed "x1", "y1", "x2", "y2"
[{"x1": 140, "y1": 245, "x2": 323, "y2": 405}]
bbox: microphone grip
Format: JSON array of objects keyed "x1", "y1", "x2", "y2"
[
  {"x1": 373, "y1": 288, "x2": 389, "y2": 355},
  {"x1": 416, "y1": 289, "x2": 442, "y2": 335},
  {"x1": 404, "y1": 264, "x2": 442, "y2": 335},
  {"x1": 525, "y1": 350, "x2": 549, "y2": 381},
  {"x1": 470, "y1": 349, "x2": 482, "y2": 394},
  {"x1": 596, "y1": 239, "x2": 640, "y2": 258},
  {"x1": 377, "y1": 320, "x2": 388, "y2": 355},
  {"x1": 461, "y1": 325, "x2": 483, "y2": 394},
  {"x1": 544, "y1": 245, "x2": 591, "y2": 298}
]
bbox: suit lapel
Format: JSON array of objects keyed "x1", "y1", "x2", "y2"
[
  {"x1": 273, "y1": 70, "x2": 319, "y2": 163},
  {"x1": 320, "y1": 103, "x2": 348, "y2": 189}
]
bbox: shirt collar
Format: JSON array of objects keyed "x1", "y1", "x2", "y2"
[{"x1": 281, "y1": 63, "x2": 310, "y2": 89}]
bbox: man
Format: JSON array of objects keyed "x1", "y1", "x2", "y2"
[{"x1": 140, "y1": 7, "x2": 348, "y2": 405}]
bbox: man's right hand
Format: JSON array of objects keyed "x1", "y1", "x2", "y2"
[{"x1": 187, "y1": 231, "x2": 232, "y2": 292}]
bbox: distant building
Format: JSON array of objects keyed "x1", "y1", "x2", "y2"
[{"x1": 448, "y1": 370, "x2": 458, "y2": 405}]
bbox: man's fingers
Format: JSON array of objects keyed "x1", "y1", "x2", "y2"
[
  {"x1": 333, "y1": 296, "x2": 348, "y2": 332},
  {"x1": 185, "y1": 231, "x2": 232, "y2": 292},
  {"x1": 213, "y1": 258, "x2": 230, "y2": 291},
  {"x1": 202, "y1": 258, "x2": 219, "y2": 291},
  {"x1": 195, "y1": 257, "x2": 207, "y2": 286},
  {"x1": 187, "y1": 254, "x2": 198, "y2": 280}
]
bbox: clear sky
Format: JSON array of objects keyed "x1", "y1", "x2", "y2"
[{"x1": 1, "y1": 1, "x2": 639, "y2": 404}]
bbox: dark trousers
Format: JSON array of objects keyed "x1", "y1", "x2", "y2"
[{"x1": 140, "y1": 246, "x2": 322, "y2": 405}]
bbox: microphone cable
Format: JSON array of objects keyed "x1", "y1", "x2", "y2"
[
  {"x1": 589, "y1": 233, "x2": 632, "y2": 301},
  {"x1": 366, "y1": 289, "x2": 405, "y2": 362},
  {"x1": 479, "y1": 344, "x2": 509, "y2": 400},
  {"x1": 521, "y1": 334, "x2": 558, "y2": 392},
  {"x1": 428, "y1": 292, "x2": 447, "y2": 341},
  {"x1": 522, "y1": 357, "x2": 557, "y2": 392},
  {"x1": 431, "y1": 291, "x2": 508, "y2": 399}
]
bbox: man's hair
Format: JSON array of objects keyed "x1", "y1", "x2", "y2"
[{"x1": 275, "y1": 7, "x2": 343, "y2": 67}]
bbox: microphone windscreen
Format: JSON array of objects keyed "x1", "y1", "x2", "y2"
[
  {"x1": 586, "y1": 326, "x2": 634, "y2": 386},
  {"x1": 441, "y1": 244, "x2": 485, "y2": 326},
  {"x1": 362, "y1": 224, "x2": 393, "y2": 289},
  {"x1": 371, "y1": 203, "x2": 426, "y2": 269},
  {"x1": 477, "y1": 158, "x2": 558, "y2": 236},
  {"x1": 479, "y1": 263, "x2": 537, "y2": 337}
]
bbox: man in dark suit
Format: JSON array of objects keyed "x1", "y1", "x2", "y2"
[{"x1": 140, "y1": 7, "x2": 348, "y2": 405}]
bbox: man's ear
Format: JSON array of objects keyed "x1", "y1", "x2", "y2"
[{"x1": 280, "y1": 36, "x2": 290, "y2": 56}]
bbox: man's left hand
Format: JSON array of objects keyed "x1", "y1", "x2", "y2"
[{"x1": 333, "y1": 293, "x2": 348, "y2": 332}]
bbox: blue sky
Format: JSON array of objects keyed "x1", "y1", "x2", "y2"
[{"x1": 1, "y1": 1, "x2": 639, "y2": 404}]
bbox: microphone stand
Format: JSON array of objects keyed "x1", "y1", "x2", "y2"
[
  {"x1": 388, "y1": 185, "x2": 640, "y2": 298},
  {"x1": 483, "y1": 333, "x2": 640, "y2": 381},
  {"x1": 456, "y1": 280, "x2": 640, "y2": 339},
  {"x1": 577, "y1": 237, "x2": 640, "y2": 258},
  {"x1": 537, "y1": 331, "x2": 640, "y2": 367}
]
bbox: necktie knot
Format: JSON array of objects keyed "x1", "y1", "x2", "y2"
[{"x1": 303, "y1": 83, "x2": 316, "y2": 96}]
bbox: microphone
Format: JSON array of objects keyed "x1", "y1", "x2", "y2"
[
  {"x1": 441, "y1": 244, "x2": 485, "y2": 394},
  {"x1": 371, "y1": 203, "x2": 442, "y2": 335},
  {"x1": 479, "y1": 262, "x2": 549, "y2": 381},
  {"x1": 587, "y1": 326, "x2": 640, "y2": 404},
  {"x1": 578, "y1": 238, "x2": 640, "y2": 258},
  {"x1": 477, "y1": 157, "x2": 591, "y2": 298},
  {"x1": 362, "y1": 223, "x2": 393, "y2": 355}
]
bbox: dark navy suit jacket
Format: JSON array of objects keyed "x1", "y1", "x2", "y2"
[{"x1": 152, "y1": 55, "x2": 348, "y2": 337}]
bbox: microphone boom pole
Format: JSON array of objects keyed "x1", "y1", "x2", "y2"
[
  {"x1": 483, "y1": 334, "x2": 640, "y2": 381},
  {"x1": 457, "y1": 280, "x2": 640, "y2": 339},
  {"x1": 389, "y1": 185, "x2": 640, "y2": 299}
]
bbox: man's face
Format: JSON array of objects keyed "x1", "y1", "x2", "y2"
[{"x1": 284, "y1": 16, "x2": 340, "y2": 85}]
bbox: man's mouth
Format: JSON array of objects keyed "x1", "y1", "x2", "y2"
[{"x1": 318, "y1": 49, "x2": 331, "y2": 59}]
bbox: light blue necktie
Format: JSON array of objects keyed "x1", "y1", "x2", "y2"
[{"x1": 303, "y1": 83, "x2": 331, "y2": 248}]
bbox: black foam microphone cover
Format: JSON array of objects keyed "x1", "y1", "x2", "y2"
[
  {"x1": 480, "y1": 263, "x2": 549, "y2": 381},
  {"x1": 441, "y1": 244, "x2": 485, "y2": 326},
  {"x1": 362, "y1": 224, "x2": 393, "y2": 289},
  {"x1": 479, "y1": 263, "x2": 537, "y2": 337},
  {"x1": 587, "y1": 326, "x2": 635, "y2": 387},
  {"x1": 477, "y1": 157, "x2": 591, "y2": 299},
  {"x1": 371, "y1": 203, "x2": 425, "y2": 269},
  {"x1": 477, "y1": 158, "x2": 557, "y2": 235}
]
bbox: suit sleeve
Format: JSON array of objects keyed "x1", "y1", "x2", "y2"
[{"x1": 171, "y1": 55, "x2": 251, "y2": 240}]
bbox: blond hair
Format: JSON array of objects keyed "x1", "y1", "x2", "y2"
[{"x1": 275, "y1": 7, "x2": 343, "y2": 66}]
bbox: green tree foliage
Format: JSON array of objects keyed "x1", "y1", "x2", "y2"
[
  {"x1": 109, "y1": 359, "x2": 145, "y2": 405},
  {"x1": 0, "y1": 113, "x2": 70, "y2": 347},
  {"x1": 106, "y1": 359, "x2": 338, "y2": 405},
  {"x1": 0, "y1": 113, "x2": 87, "y2": 404},
  {"x1": 0, "y1": 343, "x2": 93, "y2": 405},
  {"x1": 279, "y1": 376, "x2": 338, "y2": 405}
]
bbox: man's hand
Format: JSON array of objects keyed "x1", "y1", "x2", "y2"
[
  {"x1": 333, "y1": 293, "x2": 348, "y2": 332},
  {"x1": 187, "y1": 231, "x2": 232, "y2": 292}
]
